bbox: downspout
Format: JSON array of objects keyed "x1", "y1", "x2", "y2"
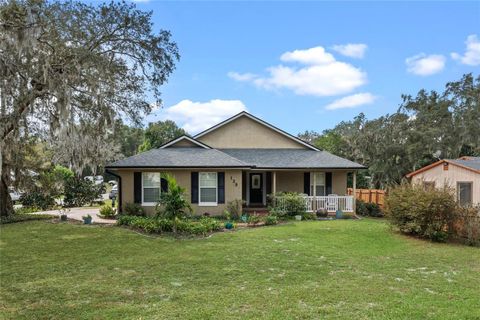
[{"x1": 106, "y1": 169, "x2": 122, "y2": 214}]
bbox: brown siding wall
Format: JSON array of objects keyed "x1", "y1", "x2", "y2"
[{"x1": 197, "y1": 116, "x2": 308, "y2": 149}]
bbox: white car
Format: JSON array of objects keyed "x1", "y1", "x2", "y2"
[
  {"x1": 84, "y1": 175, "x2": 104, "y2": 185},
  {"x1": 9, "y1": 189, "x2": 23, "y2": 202},
  {"x1": 108, "y1": 180, "x2": 117, "y2": 186}
]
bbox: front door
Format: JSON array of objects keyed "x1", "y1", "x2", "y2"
[{"x1": 249, "y1": 173, "x2": 263, "y2": 205}]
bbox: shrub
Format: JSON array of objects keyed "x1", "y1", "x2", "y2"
[
  {"x1": 156, "y1": 173, "x2": 192, "y2": 233},
  {"x1": 268, "y1": 206, "x2": 288, "y2": 219},
  {"x1": 226, "y1": 199, "x2": 244, "y2": 220},
  {"x1": 302, "y1": 212, "x2": 317, "y2": 220},
  {"x1": 124, "y1": 203, "x2": 146, "y2": 216},
  {"x1": 99, "y1": 205, "x2": 116, "y2": 218},
  {"x1": 19, "y1": 191, "x2": 56, "y2": 210},
  {"x1": 356, "y1": 199, "x2": 383, "y2": 217},
  {"x1": 451, "y1": 206, "x2": 480, "y2": 246},
  {"x1": 264, "y1": 215, "x2": 278, "y2": 226},
  {"x1": 1, "y1": 213, "x2": 54, "y2": 224},
  {"x1": 63, "y1": 177, "x2": 103, "y2": 207},
  {"x1": 117, "y1": 215, "x2": 222, "y2": 236},
  {"x1": 385, "y1": 183, "x2": 457, "y2": 242},
  {"x1": 270, "y1": 192, "x2": 307, "y2": 216},
  {"x1": 247, "y1": 214, "x2": 262, "y2": 226}
]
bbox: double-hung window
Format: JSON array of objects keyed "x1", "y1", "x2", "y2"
[
  {"x1": 457, "y1": 182, "x2": 473, "y2": 207},
  {"x1": 199, "y1": 172, "x2": 217, "y2": 205},
  {"x1": 142, "y1": 172, "x2": 161, "y2": 205},
  {"x1": 310, "y1": 172, "x2": 326, "y2": 196}
]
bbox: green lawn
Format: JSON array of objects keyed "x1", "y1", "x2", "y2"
[{"x1": 1, "y1": 219, "x2": 479, "y2": 319}]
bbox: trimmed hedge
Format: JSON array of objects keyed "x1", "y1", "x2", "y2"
[
  {"x1": 117, "y1": 215, "x2": 222, "y2": 236},
  {"x1": 1, "y1": 213, "x2": 54, "y2": 224},
  {"x1": 356, "y1": 199, "x2": 383, "y2": 217}
]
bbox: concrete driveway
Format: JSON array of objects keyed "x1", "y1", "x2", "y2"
[{"x1": 33, "y1": 207, "x2": 116, "y2": 224}]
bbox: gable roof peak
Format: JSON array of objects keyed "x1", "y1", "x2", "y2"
[
  {"x1": 160, "y1": 135, "x2": 212, "y2": 149},
  {"x1": 194, "y1": 111, "x2": 320, "y2": 151}
]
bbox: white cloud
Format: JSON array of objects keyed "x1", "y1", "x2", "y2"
[
  {"x1": 405, "y1": 53, "x2": 446, "y2": 76},
  {"x1": 162, "y1": 99, "x2": 247, "y2": 134},
  {"x1": 451, "y1": 34, "x2": 480, "y2": 66},
  {"x1": 280, "y1": 46, "x2": 336, "y2": 65},
  {"x1": 229, "y1": 46, "x2": 367, "y2": 97},
  {"x1": 331, "y1": 43, "x2": 368, "y2": 59},
  {"x1": 325, "y1": 92, "x2": 377, "y2": 110},
  {"x1": 227, "y1": 72, "x2": 258, "y2": 82}
]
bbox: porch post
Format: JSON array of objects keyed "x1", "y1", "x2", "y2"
[
  {"x1": 353, "y1": 171, "x2": 357, "y2": 214},
  {"x1": 272, "y1": 171, "x2": 276, "y2": 194},
  {"x1": 313, "y1": 172, "x2": 316, "y2": 211}
]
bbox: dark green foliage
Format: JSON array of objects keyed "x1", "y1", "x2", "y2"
[
  {"x1": 302, "y1": 212, "x2": 317, "y2": 220},
  {"x1": 247, "y1": 214, "x2": 262, "y2": 226},
  {"x1": 63, "y1": 178, "x2": 103, "y2": 207},
  {"x1": 117, "y1": 215, "x2": 222, "y2": 236},
  {"x1": 19, "y1": 191, "x2": 56, "y2": 210},
  {"x1": 270, "y1": 192, "x2": 307, "y2": 216},
  {"x1": 385, "y1": 184, "x2": 457, "y2": 242},
  {"x1": 356, "y1": 199, "x2": 383, "y2": 217},
  {"x1": 0, "y1": 213, "x2": 53, "y2": 224},
  {"x1": 302, "y1": 74, "x2": 480, "y2": 188},
  {"x1": 138, "y1": 120, "x2": 187, "y2": 152},
  {"x1": 264, "y1": 215, "x2": 278, "y2": 225},
  {"x1": 157, "y1": 173, "x2": 192, "y2": 220},
  {"x1": 123, "y1": 203, "x2": 146, "y2": 216}
]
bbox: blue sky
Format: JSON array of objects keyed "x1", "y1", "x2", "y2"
[{"x1": 133, "y1": 1, "x2": 479, "y2": 135}]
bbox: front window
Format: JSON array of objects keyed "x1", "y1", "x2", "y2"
[
  {"x1": 143, "y1": 172, "x2": 161, "y2": 205},
  {"x1": 310, "y1": 172, "x2": 325, "y2": 196},
  {"x1": 457, "y1": 182, "x2": 473, "y2": 207},
  {"x1": 199, "y1": 172, "x2": 217, "y2": 205}
]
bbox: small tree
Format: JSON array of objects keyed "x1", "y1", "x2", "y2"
[{"x1": 156, "y1": 173, "x2": 192, "y2": 233}]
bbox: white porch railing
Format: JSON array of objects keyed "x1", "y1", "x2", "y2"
[{"x1": 275, "y1": 195, "x2": 354, "y2": 213}]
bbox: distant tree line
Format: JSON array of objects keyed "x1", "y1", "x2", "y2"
[{"x1": 298, "y1": 74, "x2": 480, "y2": 189}]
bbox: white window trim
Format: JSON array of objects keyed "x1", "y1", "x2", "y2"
[
  {"x1": 142, "y1": 172, "x2": 161, "y2": 206},
  {"x1": 199, "y1": 172, "x2": 218, "y2": 206},
  {"x1": 310, "y1": 172, "x2": 326, "y2": 196}
]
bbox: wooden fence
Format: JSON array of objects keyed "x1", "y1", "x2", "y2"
[{"x1": 347, "y1": 188, "x2": 386, "y2": 208}]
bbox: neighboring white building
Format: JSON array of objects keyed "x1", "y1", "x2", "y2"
[{"x1": 406, "y1": 157, "x2": 480, "y2": 206}]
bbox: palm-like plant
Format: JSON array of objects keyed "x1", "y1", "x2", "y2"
[{"x1": 157, "y1": 173, "x2": 192, "y2": 233}]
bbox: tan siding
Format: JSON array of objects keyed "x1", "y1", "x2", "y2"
[
  {"x1": 197, "y1": 116, "x2": 308, "y2": 149},
  {"x1": 276, "y1": 171, "x2": 304, "y2": 193},
  {"x1": 411, "y1": 164, "x2": 480, "y2": 205},
  {"x1": 332, "y1": 171, "x2": 348, "y2": 195},
  {"x1": 168, "y1": 139, "x2": 202, "y2": 148},
  {"x1": 115, "y1": 169, "x2": 242, "y2": 216}
]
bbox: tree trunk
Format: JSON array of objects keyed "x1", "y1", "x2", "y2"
[{"x1": 0, "y1": 162, "x2": 14, "y2": 217}]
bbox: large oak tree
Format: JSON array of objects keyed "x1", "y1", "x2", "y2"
[{"x1": 0, "y1": 0, "x2": 179, "y2": 215}]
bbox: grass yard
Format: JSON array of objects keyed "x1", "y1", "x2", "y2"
[{"x1": 1, "y1": 219, "x2": 479, "y2": 319}]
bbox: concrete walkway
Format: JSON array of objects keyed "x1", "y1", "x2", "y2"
[{"x1": 33, "y1": 207, "x2": 116, "y2": 224}]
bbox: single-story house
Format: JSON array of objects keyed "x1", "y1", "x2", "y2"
[
  {"x1": 406, "y1": 156, "x2": 480, "y2": 206},
  {"x1": 106, "y1": 112, "x2": 366, "y2": 215}
]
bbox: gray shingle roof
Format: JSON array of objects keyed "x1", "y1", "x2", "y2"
[
  {"x1": 450, "y1": 157, "x2": 480, "y2": 172},
  {"x1": 107, "y1": 148, "x2": 366, "y2": 169},
  {"x1": 107, "y1": 148, "x2": 248, "y2": 168},
  {"x1": 220, "y1": 149, "x2": 366, "y2": 169}
]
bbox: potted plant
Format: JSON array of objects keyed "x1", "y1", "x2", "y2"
[
  {"x1": 82, "y1": 214, "x2": 92, "y2": 224},
  {"x1": 335, "y1": 210, "x2": 343, "y2": 219},
  {"x1": 316, "y1": 208, "x2": 328, "y2": 218},
  {"x1": 223, "y1": 210, "x2": 234, "y2": 229},
  {"x1": 59, "y1": 208, "x2": 70, "y2": 221}
]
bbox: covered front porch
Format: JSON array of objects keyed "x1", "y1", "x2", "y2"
[{"x1": 241, "y1": 170, "x2": 357, "y2": 213}]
